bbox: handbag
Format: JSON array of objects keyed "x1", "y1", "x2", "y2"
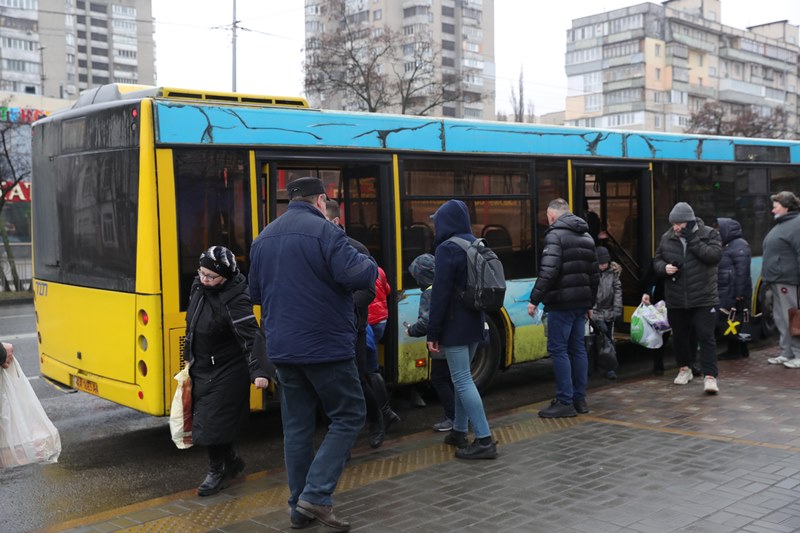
[
  {"x1": 0, "y1": 359, "x2": 62, "y2": 468},
  {"x1": 790, "y1": 288, "x2": 800, "y2": 337},
  {"x1": 169, "y1": 363, "x2": 193, "y2": 449}
]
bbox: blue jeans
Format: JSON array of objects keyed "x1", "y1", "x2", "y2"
[
  {"x1": 276, "y1": 359, "x2": 366, "y2": 508},
  {"x1": 546, "y1": 309, "x2": 589, "y2": 404},
  {"x1": 442, "y1": 343, "x2": 491, "y2": 438}
]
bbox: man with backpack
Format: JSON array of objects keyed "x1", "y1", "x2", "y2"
[
  {"x1": 528, "y1": 198, "x2": 599, "y2": 418},
  {"x1": 427, "y1": 199, "x2": 498, "y2": 460}
]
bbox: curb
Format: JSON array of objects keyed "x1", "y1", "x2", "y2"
[{"x1": 0, "y1": 293, "x2": 34, "y2": 306}]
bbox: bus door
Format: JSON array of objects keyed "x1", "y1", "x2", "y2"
[
  {"x1": 257, "y1": 155, "x2": 398, "y2": 381},
  {"x1": 573, "y1": 163, "x2": 653, "y2": 326}
]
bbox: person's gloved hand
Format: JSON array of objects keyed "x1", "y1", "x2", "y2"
[{"x1": 680, "y1": 220, "x2": 696, "y2": 240}]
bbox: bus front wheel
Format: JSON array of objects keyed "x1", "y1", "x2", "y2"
[
  {"x1": 471, "y1": 315, "x2": 502, "y2": 393},
  {"x1": 759, "y1": 284, "x2": 777, "y2": 339}
]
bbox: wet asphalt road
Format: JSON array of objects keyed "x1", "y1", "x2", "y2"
[{"x1": 1, "y1": 301, "x2": 667, "y2": 533}]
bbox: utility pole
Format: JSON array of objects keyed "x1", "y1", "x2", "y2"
[{"x1": 232, "y1": 0, "x2": 237, "y2": 92}]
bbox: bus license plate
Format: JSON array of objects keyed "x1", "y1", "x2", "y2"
[{"x1": 73, "y1": 375, "x2": 98, "y2": 395}]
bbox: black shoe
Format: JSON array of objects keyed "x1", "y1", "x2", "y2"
[
  {"x1": 573, "y1": 398, "x2": 590, "y2": 414},
  {"x1": 296, "y1": 500, "x2": 351, "y2": 532},
  {"x1": 605, "y1": 370, "x2": 618, "y2": 380},
  {"x1": 368, "y1": 418, "x2": 385, "y2": 449},
  {"x1": 444, "y1": 430, "x2": 469, "y2": 449},
  {"x1": 197, "y1": 468, "x2": 227, "y2": 497},
  {"x1": 538, "y1": 399, "x2": 577, "y2": 418},
  {"x1": 290, "y1": 508, "x2": 316, "y2": 529},
  {"x1": 455, "y1": 438, "x2": 498, "y2": 460}
]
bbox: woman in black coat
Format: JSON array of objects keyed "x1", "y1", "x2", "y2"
[{"x1": 185, "y1": 246, "x2": 275, "y2": 497}]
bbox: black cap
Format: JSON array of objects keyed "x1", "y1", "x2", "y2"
[{"x1": 287, "y1": 177, "x2": 326, "y2": 199}]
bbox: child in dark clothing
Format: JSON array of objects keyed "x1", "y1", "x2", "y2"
[{"x1": 405, "y1": 253, "x2": 455, "y2": 432}]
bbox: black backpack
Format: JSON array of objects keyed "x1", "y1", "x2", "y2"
[{"x1": 446, "y1": 236, "x2": 506, "y2": 312}]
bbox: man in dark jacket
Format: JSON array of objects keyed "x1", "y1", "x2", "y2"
[
  {"x1": 528, "y1": 198, "x2": 599, "y2": 418},
  {"x1": 653, "y1": 202, "x2": 722, "y2": 393},
  {"x1": 716, "y1": 218, "x2": 751, "y2": 359},
  {"x1": 249, "y1": 177, "x2": 377, "y2": 532}
]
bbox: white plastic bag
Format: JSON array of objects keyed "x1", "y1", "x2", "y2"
[
  {"x1": 169, "y1": 364, "x2": 193, "y2": 449},
  {"x1": 630, "y1": 304, "x2": 664, "y2": 349},
  {"x1": 0, "y1": 359, "x2": 62, "y2": 468}
]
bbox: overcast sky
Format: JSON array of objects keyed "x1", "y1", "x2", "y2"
[{"x1": 151, "y1": 1, "x2": 800, "y2": 116}]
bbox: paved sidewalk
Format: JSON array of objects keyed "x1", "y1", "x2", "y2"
[{"x1": 49, "y1": 342, "x2": 800, "y2": 533}]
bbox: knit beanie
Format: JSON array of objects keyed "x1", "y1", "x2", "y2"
[
  {"x1": 409, "y1": 253, "x2": 435, "y2": 286},
  {"x1": 596, "y1": 246, "x2": 611, "y2": 264},
  {"x1": 199, "y1": 246, "x2": 238, "y2": 279},
  {"x1": 668, "y1": 202, "x2": 695, "y2": 224}
]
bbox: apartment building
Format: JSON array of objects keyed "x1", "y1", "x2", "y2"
[
  {"x1": 304, "y1": 0, "x2": 495, "y2": 119},
  {"x1": 0, "y1": 0, "x2": 154, "y2": 99},
  {"x1": 565, "y1": 0, "x2": 799, "y2": 135}
]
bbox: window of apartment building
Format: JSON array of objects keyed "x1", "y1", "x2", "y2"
[
  {"x1": 114, "y1": 35, "x2": 136, "y2": 46},
  {"x1": 464, "y1": 41, "x2": 480, "y2": 53},
  {"x1": 0, "y1": 0, "x2": 38, "y2": 9},
  {"x1": 676, "y1": 115, "x2": 689, "y2": 127},
  {"x1": 585, "y1": 93, "x2": 602, "y2": 112},
  {"x1": 443, "y1": 106, "x2": 456, "y2": 117},
  {"x1": 89, "y1": 2, "x2": 105, "y2": 12},
  {"x1": 306, "y1": 21, "x2": 322, "y2": 32},
  {"x1": 373, "y1": 9, "x2": 381, "y2": 21},
  {"x1": 584, "y1": 71, "x2": 601, "y2": 93},
  {"x1": 78, "y1": 45, "x2": 86, "y2": 53},
  {"x1": 115, "y1": 76, "x2": 138, "y2": 83},
  {"x1": 609, "y1": 14, "x2": 642, "y2": 34},
  {"x1": 697, "y1": 77, "x2": 703, "y2": 86},
  {"x1": 566, "y1": 47, "x2": 601, "y2": 65},
  {"x1": 464, "y1": 73, "x2": 483, "y2": 86},
  {"x1": 77, "y1": 14, "x2": 85, "y2": 23},
  {"x1": 404, "y1": 6, "x2": 429, "y2": 17},
  {"x1": 305, "y1": 3, "x2": 320, "y2": 15},
  {"x1": 734, "y1": 63, "x2": 742, "y2": 78},
  {"x1": 463, "y1": 57, "x2": 483, "y2": 69},
  {"x1": 654, "y1": 115, "x2": 661, "y2": 129},
  {"x1": 606, "y1": 112, "x2": 639, "y2": 127},
  {"x1": 697, "y1": 54, "x2": 703, "y2": 67},
  {"x1": 112, "y1": 19, "x2": 136, "y2": 33},
  {"x1": 442, "y1": 57, "x2": 455, "y2": 67},
  {"x1": 113, "y1": 48, "x2": 136, "y2": 59},
  {"x1": 463, "y1": 7, "x2": 481, "y2": 20},
  {"x1": 92, "y1": 60, "x2": 108, "y2": 70},
  {"x1": 463, "y1": 107, "x2": 482, "y2": 119},
  {"x1": 346, "y1": 10, "x2": 368, "y2": 24},
  {"x1": 606, "y1": 88, "x2": 642, "y2": 105},
  {"x1": 655, "y1": 43, "x2": 661, "y2": 56},
  {"x1": 66, "y1": 32, "x2": 75, "y2": 45},
  {"x1": 670, "y1": 90, "x2": 686, "y2": 104},
  {"x1": 92, "y1": 33, "x2": 108, "y2": 42},
  {"x1": 463, "y1": 26, "x2": 482, "y2": 41},
  {"x1": 1, "y1": 37, "x2": 36, "y2": 51},
  {"x1": 92, "y1": 75, "x2": 109, "y2": 84},
  {"x1": 604, "y1": 41, "x2": 641, "y2": 59},
  {"x1": 689, "y1": 96, "x2": 704, "y2": 111},
  {"x1": 709, "y1": 66, "x2": 716, "y2": 77},
  {"x1": 66, "y1": 12, "x2": 74, "y2": 27},
  {"x1": 79, "y1": 73, "x2": 87, "y2": 82},
  {"x1": 442, "y1": 5, "x2": 454, "y2": 17},
  {"x1": 78, "y1": 58, "x2": 87, "y2": 67},
  {"x1": 90, "y1": 46, "x2": 106, "y2": 55},
  {"x1": 66, "y1": 53, "x2": 75, "y2": 64},
  {"x1": 77, "y1": 29, "x2": 86, "y2": 38},
  {"x1": 442, "y1": 22, "x2": 454, "y2": 34},
  {"x1": 2, "y1": 59, "x2": 40, "y2": 73},
  {"x1": 442, "y1": 40, "x2": 455, "y2": 51},
  {"x1": 111, "y1": 4, "x2": 134, "y2": 17},
  {"x1": 655, "y1": 68, "x2": 661, "y2": 81}
]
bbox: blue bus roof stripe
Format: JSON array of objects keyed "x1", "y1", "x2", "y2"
[{"x1": 154, "y1": 102, "x2": 800, "y2": 163}]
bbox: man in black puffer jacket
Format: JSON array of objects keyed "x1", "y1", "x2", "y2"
[
  {"x1": 653, "y1": 202, "x2": 722, "y2": 394},
  {"x1": 716, "y1": 218, "x2": 751, "y2": 359},
  {"x1": 528, "y1": 198, "x2": 599, "y2": 418}
]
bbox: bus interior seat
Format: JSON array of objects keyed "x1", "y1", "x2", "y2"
[
  {"x1": 481, "y1": 224, "x2": 513, "y2": 253},
  {"x1": 403, "y1": 223, "x2": 434, "y2": 267}
]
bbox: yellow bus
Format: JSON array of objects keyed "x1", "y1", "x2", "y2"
[{"x1": 32, "y1": 84, "x2": 800, "y2": 415}]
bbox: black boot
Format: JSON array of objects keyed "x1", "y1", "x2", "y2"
[
  {"x1": 198, "y1": 446, "x2": 227, "y2": 497},
  {"x1": 367, "y1": 414, "x2": 385, "y2": 449},
  {"x1": 362, "y1": 377, "x2": 385, "y2": 448},
  {"x1": 367, "y1": 372, "x2": 400, "y2": 433},
  {"x1": 223, "y1": 446, "x2": 245, "y2": 482}
]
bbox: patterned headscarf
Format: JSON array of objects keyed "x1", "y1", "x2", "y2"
[{"x1": 199, "y1": 246, "x2": 238, "y2": 279}]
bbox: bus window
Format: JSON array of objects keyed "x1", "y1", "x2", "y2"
[
  {"x1": 401, "y1": 158, "x2": 535, "y2": 286},
  {"x1": 534, "y1": 160, "x2": 569, "y2": 263},
  {"x1": 174, "y1": 149, "x2": 252, "y2": 310},
  {"x1": 274, "y1": 168, "x2": 341, "y2": 219}
]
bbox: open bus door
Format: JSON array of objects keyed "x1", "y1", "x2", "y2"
[{"x1": 572, "y1": 162, "x2": 653, "y2": 330}]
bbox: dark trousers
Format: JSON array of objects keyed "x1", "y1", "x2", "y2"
[
  {"x1": 430, "y1": 357, "x2": 455, "y2": 421},
  {"x1": 667, "y1": 306, "x2": 718, "y2": 377}
]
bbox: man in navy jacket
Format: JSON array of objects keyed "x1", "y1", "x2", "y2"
[{"x1": 249, "y1": 177, "x2": 377, "y2": 532}]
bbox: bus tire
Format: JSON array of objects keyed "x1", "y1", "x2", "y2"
[
  {"x1": 471, "y1": 315, "x2": 502, "y2": 393},
  {"x1": 759, "y1": 284, "x2": 777, "y2": 339}
]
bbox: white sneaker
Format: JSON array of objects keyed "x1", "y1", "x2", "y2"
[
  {"x1": 704, "y1": 376, "x2": 719, "y2": 394},
  {"x1": 674, "y1": 367, "x2": 693, "y2": 385},
  {"x1": 768, "y1": 355, "x2": 790, "y2": 365},
  {"x1": 783, "y1": 359, "x2": 800, "y2": 369}
]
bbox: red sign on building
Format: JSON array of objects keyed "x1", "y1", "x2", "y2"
[{"x1": 1, "y1": 181, "x2": 31, "y2": 202}]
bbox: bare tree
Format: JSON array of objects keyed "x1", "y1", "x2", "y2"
[
  {"x1": 687, "y1": 101, "x2": 795, "y2": 139},
  {"x1": 509, "y1": 67, "x2": 525, "y2": 122},
  {"x1": 304, "y1": 0, "x2": 484, "y2": 115},
  {"x1": 0, "y1": 123, "x2": 31, "y2": 291}
]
